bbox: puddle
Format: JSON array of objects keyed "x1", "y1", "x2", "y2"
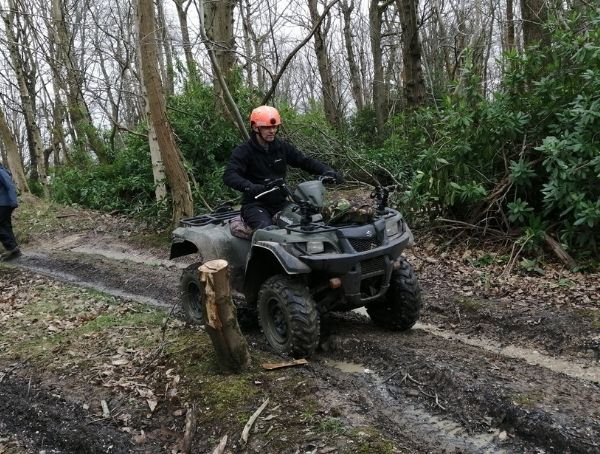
[
  {"x1": 415, "y1": 322, "x2": 600, "y2": 383},
  {"x1": 376, "y1": 392, "x2": 510, "y2": 454},
  {"x1": 71, "y1": 246, "x2": 183, "y2": 268},
  {"x1": 353, "y1": 308, "x2": 599, "y2": 382},
  {"x1": 327, "y1": 360, "x2": 372, "y2": 374}
]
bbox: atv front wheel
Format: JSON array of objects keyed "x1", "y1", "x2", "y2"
[
  {"x1": 367, "y1": 257, "x2": 421, "y2": 330},
  {"x1": 257, "y1": 275, "x2": 320, "y2": 358},
  {"x1": 180, "y1": 262, "x2": 204, "y2": 324}
]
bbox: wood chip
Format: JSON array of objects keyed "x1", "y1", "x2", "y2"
[
  {"x1": 101, "y1": 399, "x2": 110, "y2": 418},
  {"x1": 261, "y1": 359, "x2": 308, "y2": 370}
]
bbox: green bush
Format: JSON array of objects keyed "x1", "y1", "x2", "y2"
[
  {"x1": 381, "y1": 6, "x2": 600, "y2": 255},
  {"x1": 50, "y1": 137, "x2": 156, "y2": 214}
]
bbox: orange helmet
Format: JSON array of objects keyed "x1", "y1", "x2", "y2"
[{"x1": 250, "y1": 106, "x2": 281, "y2": 128}]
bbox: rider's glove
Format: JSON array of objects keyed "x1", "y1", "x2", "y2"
[
  {"x1": 264, "y1": 179, "x2": 281, "y2": 190},
  {"x1": 245, "y1": 183, "x2": 267, "y2": 197},
  {"x1": 323, "y1": 170, "x2": 345, "y2": 184}
]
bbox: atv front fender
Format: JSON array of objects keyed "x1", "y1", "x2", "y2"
[{"x1": 244, "y1": 241, "x2": 311, "y2": 304}]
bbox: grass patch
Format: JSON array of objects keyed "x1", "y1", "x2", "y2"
[
  {"x1": 347, "y1": 427, "x2": 398, "y2": 453},
  {"x1": 576, "y1": 308, "x2": 600, "y2": 329},
  {"x1": 316, "y1": 417, "x2": 345, "y2": 434},
  {"x1": 510, "y1": 392, "x2": 541, "y2": 407},
  {"x1": 455, "y1": 297, "x2": 484, "y2": 313}
]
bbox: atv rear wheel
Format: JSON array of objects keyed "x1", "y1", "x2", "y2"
[
  {"x1": 367, "y1": 257, "x2": 421, "y2": 331},
  {"x1": 257, "y1": 275, "x2": 320, "y2": 358},
  {"x1": 180, "y1": 262, "x2": 204, "y2": 324}
]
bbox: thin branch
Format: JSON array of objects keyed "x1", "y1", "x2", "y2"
[{"x1": 261, "y1": 0, "x2": 342, "y2": 104}]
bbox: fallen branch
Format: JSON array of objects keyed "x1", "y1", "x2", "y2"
[
  {"x1": 241, "y1": 398, "x2": 269, "y2": 443},
  {"x1": 544, "y1": 233, "x2": 576, "y2": 269},
  {"x1": 182, "y1": 404, "x2": 196, "y2": 453},
  {"x1": 212, "y1": 435, "x2": 228, "y2": 454},
  {"x1": 436, "y1": 218, "x2": 508, "y2": 238}
]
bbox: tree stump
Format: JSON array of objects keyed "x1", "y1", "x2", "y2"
[{"x1": 199, "y1": 259, "x2": 251, "y2": 371}]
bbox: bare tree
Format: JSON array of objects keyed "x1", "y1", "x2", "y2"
[
  {"x1": 504, "y1": 0, "x2": 516, "y2": 51},
  {"x1": 0, "y1": 104, "x2": 29, "y2": 193},
  {"x1": 1, "y1": 0, "x2": 46, "y2": 192},
  {"x1": 156, "y1": 0, "x2": 175, "y2": 95},
  {"x1": 369, "y1": 0, "x2": 393, "y2": 135},
  {"x1": 137, "y1": 0, "x2": 194, "y2": 224},
  {"x1": 173, "y1": 0, "x2": 198, "y2": 81},
  {"x1": 521, "y1": 0, "x2": 550, "y2": 47},
  {"x1": 340, "y1": 0, "x2": 365, "y2": 111},
  {"x1": 308, "y1": 0, "x2": 342, "y2": 129},
  {"x1": 202, "y1": 0, "x2": 238, "y2": 101},
  {"x1": 51, "y1": 0, "x2": 110, "y2": 164},
  {"x1": 397, "y1": 0, "x2": 426, "y2": 107}
]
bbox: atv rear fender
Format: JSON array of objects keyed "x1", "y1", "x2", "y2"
[{"x1": 244, "y1": 241, "x2": 311, "y2": 304}]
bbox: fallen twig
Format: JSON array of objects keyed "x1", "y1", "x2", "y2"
[
  {"x1": 241, "y1": 398, "x2": 269, "y2": 443},
  {"x1": 418, "y1": 387, "x2": 447, "y2": 411}
]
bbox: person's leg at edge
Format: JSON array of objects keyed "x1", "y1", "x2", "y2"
[
  {"x1": 241, "y1": 203, "x2": 274, "y2": 230},
  {"x1": 0, "y1": 206, "x2": 20, "y2": 259}
]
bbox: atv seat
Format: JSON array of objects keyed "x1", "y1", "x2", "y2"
[{"x1": 230, "y1": 215, "x2": 254, "y2": 240}]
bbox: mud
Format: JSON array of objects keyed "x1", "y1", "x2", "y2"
[{"x1": 2, "y1": 226, "x2": 599, "y2": 453}]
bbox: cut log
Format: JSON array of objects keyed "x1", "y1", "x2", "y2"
[{"x1": 199, "y1": 259, "x2": 251, "y2": 371}]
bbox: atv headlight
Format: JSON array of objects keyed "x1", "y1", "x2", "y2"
[
  {"x1": 306, "y1": 241, "x2": 325, "y2": 254},
  {"x1": 385, "y1": 219, "x2": 400, "y2": 236}
]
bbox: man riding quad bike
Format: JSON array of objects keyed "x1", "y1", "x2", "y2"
[{"x1": 170, "y1": 177, "x2": 422, "y2": 358}]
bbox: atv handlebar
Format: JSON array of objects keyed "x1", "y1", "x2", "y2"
[
  {"x1": 255, "y1": 175, "x2": 336, "y2": 200},
  {"x1": 254, "y1": 178, "x2": 287, "y2": 200}
]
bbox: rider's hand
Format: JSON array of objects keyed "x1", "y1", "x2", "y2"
[
  {"x1": 264, "y1": 179, "x2": 281, "y2": 190},
  {"x1": 246, "y1": 183, "x2": 267, "y2": 196},
  {"x1": 323, "y1": 170, "x2": 345, "y2": 184}
]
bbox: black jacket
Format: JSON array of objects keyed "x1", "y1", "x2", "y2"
[{"x1": 223, "y1": 135, "x2": 332, "y2": 206}]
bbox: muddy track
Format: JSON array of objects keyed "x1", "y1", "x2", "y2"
[{"x1": 9, "y1": 243, "x2": 600, "y2": 453}]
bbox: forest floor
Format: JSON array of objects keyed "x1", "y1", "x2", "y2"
[{"x1": 1, "y1": 196, "x2": 599, "y2": 453}]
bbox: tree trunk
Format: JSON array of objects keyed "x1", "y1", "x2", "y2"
[
  {"x1": 369, "y1": 0, "x2": 388, "y2": 136},
  {"x1": 2, "y1": 2, "x2": 47, "y2": 193},
  {"x1": 198, "y1": 0, "x2": 249, "y2": 140},
  {"x1": 0, "y1": 106, "x2": 30, "y2": 194},
  {"x1": 156, "y1": 0, "x2": 175, "y2": 96},
  {"x1": 505, "y1": 0, "x2": 516, "y2": 51},
  {"x1": 203, "y1": 0, "x2": 237, "y2": 102},
  {"x1": 397, "y1": 0, "x2": 426, "y2": 107},
  {"x1": 137, "y1": 0, "x2": 194, "y2": 225},
  {"x1": 199, "y1": 260, "x2": 251, "y2": 372},
  {"x1": 520, "y1": 0, "x2": 550, "y2": 48},
  {"x1": 308, "y1": 0, "x2": 341, "y2": 129},
  {"x1": 239, "y1": 0, "x2": 255, "y2": 89},
  {"x1": 51, "y1": 0, "x2": 110, "y2": 164},
  {"x1": 341, "y1": 0, "x2": 364, "y2": 111},
  {"x1": 174, "y1": 0, "x2": 198, "y2": 81}
]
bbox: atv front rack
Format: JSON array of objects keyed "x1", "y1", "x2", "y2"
[{"x1": 180, "y1": 210, "x2": 240, "y2": 227}]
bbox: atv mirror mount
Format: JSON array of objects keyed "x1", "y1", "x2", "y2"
[{"x1": 373, "y1": 185, "x2": 396, "y2": 214}]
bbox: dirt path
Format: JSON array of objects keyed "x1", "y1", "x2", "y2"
[{"x1": 2, "y1": 223, "x2": 599, "y2": 453}]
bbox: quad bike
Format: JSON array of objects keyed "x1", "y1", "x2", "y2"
[{"x1": 170, "y1": 177, "x2": 422, "y2": 358}]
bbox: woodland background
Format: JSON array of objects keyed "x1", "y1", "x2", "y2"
[{"x1": 0, "y1": 0, "x2": 598, "y2": 265}]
